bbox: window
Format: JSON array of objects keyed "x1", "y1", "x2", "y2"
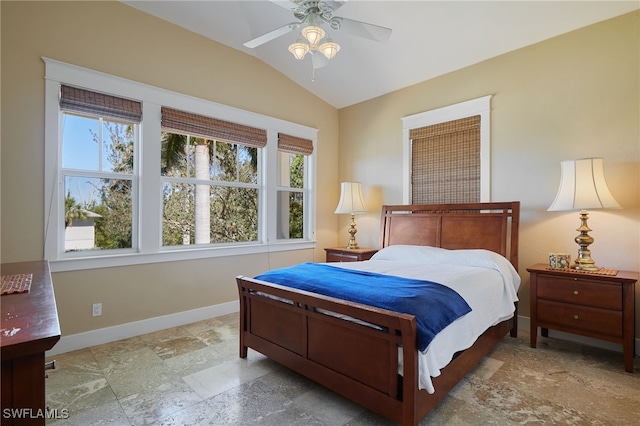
[
  {"x1": 44, "y1": 58, "x2": 316, "y2": 271},
  {"x1": 276, "y1": 133, "x2": 314, "y2": 240},
  {"x1": 160, "y1": 107, "x2": 265, "y2": 246},
  {"x1": 402, "y1": 96, "x2": 491, "y2": 204},
  {"x1": 410, "y1": 115, "x2": 481, "y2": 204},
  {"x1": 59, "y1": 85, "x2": 141, "y2": 254}
]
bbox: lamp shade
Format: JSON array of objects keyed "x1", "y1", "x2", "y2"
[
  {"x1": 548, "y1": 158, "x2": 621, "y2": 211},
  {"x1": 334, "y1": 182, "x2": 368, "y2": 214}
]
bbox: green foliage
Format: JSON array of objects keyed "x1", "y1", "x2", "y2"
[
  {"x1": 162, "y1": 182, "x2": 194, "y2": 246},
  {"x1": 290, "y1": 153, "x2": 304, "y2": 188},
  {"x1": 92, "y1": 122, "x2": 134, "y2": 249},
  {"x1": 161, "y1": 133, "x2": 260, "y2": 245},
  {"x1": 288, "y1": 192, "x2": 304, "y2": 239},
  {"x1": 64, "y1": 192, "x2": 88, "y2": 228},
  {"x1": 87, "y1": 125, "x2": 305, "y2": 250},
  {"x1": 288, "y1": 154, "x2": 305, "y2": 238}
]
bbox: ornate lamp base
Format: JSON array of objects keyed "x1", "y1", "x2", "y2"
[
  {"x1": 345, "y1": 213, "x2": 359, "y2": 249},
  {"x1": 572, "y1": 210, "x2": 599, "y2": 271}
]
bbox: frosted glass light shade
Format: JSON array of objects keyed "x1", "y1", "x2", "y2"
[
  {"x1": 319, "y1": 39, "x2": 340, "y2": 59},
  {"x1": 548, "y1": 158, "x2": 621, "y2": 211},
  {"x1": 335, "y1": 182, "x2": 367, "y2": 214},
  {"x1": 288, "y1": 39, "x2": 309, "y2": 60},
  {"x1": 301, "y1": 25, "x2": 325, "y2": 45}
]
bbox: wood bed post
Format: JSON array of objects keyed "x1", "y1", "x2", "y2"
[
  {"x1": 400, "y1": 318, "x2": 419, "y2": 426},
  {"x1": 237, "y1": 278, "x2": 248, "y2": 358}
]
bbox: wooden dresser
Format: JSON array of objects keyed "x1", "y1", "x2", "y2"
[
  {"x1": 527, "y1": 263, "x2": 637, "y2": 372},
  {"x1": 1, "y1": 261, "x2": 61, "y2": 425}
]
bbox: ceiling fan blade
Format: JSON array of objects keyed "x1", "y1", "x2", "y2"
[
  {"x1": 332, "y1": 17, "x2": 392, "y2": 43},
  {"x1": 311, "y1": 52, "x2": 329, "y2": 70},
  {"x1": 268, "y1": 0, "x2": 301, "y2": 12},
  {"x1": 321, "y1": 1, "x2": 348, "y2": 13},
  {"x1": 244, "y1": 22, "x2": 300, "y2": 49}
]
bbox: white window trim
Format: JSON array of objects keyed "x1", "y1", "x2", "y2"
[
  {"x1": 44, "y1": 57, "x2": 317, "y2": 272},
  {"x1": 401, "y1": 95, "x2": 492, "y2": 204}
]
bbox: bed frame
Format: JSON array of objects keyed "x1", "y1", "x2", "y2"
[{"x1": 237, "y1": 201, "x2": 520, "y2": 425}]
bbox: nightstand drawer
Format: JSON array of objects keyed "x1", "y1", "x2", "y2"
[
  {"x1": 537, "y1": 275, "x2": 622, "y2": 310},
  {"x1": 537, "y1": 300, "x2": 623, "y2": 337},
  {"x1": 326, "y1": 252, "x2": 361, "y2": 262},
  {"x1": 324, "y1": 248, "x2": 378, "y2": 263}
]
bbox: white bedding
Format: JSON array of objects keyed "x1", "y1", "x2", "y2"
[{"x1": 328, "y1": 245, "x2": 521, "y2": 394}]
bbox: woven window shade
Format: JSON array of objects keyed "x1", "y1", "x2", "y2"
[
  {"x1": 410, "y1": 115, "x2": 480, "y2": 204},
  {"x1": 60, "y1": 85, "x2": 142, "y2": 123},
  {"x1": 161, "y1": 107, "x2": 267, "y2": 148},
  {"x1": 278, "y1": 133, "x2": 313, "y2": 155}
]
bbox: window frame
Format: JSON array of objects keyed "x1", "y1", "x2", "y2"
[
  {"x1": 61, "y1": 113, "x2": 140, "y2": 255},
  {"x1": 44, "y1": 58, "x2": 317, "y2": 272},
  {"x1": 275, "y1": 133, "x2": 314, "y2": 241},
  {"x1": 275, "y1": 151, "x2": 307, "y2": 240},
  {"x1": 401, "y1": 95, "x2": 492, "y2": 204}
]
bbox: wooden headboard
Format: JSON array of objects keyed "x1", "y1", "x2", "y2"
[{"x1": 379, "y1": 202, "x2": 520, "y2": 270}]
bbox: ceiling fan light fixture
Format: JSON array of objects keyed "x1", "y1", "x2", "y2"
[
  {"x1": 301, "y1": 25, "x2": 325, "y2": 45},
  {"x1": 319, "y1": 39, "x2": 340, "y2": 59},
  {"x1": 243, "y1": 1, "x2": 393, "y2": 73},
  {"x1": 288, "y1": 39, "x2": 309, "y2": 60}
]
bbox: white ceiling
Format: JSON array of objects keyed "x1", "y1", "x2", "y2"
[{"x1": 123, "y1": 1, "x2": 639, "y2": 109}]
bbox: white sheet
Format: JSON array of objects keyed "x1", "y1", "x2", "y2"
[{"x1": 329, "y1": 245, "x2": 521, "y2": 393}]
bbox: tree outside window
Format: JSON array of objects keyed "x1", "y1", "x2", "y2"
[
  {"x1": 62, "y1": 113, "x2": 135, "y2": 252},
  {"x1": 161, "y1": 132, "x2": 259, "y2": 246}
]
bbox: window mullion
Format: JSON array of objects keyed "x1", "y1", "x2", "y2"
[
  {"x1": 139, "y1": 102, "x2": 162, "y2": 254},
  {"x1": 304, "y1": 151, "x2": 315, "y2": 242},
  {"x1": 264, "y1": 129, "x2": 278, "y2": 245}
]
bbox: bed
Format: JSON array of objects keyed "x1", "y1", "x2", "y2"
[{"x1": 236, "y1": 201, "x2": 520, "y2": 425}]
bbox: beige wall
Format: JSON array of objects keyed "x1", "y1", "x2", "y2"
[
  {"x1": 1, "y1": 1, "x2": 339, "y2": 335},
  {"x1": 339, "y1": 12, "x2": 640, "y2": 331},
  {"x1": 2, "y1": 2, "x2": 639, "y2": 341}
]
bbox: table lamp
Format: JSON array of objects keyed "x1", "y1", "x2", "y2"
[
  {"x1": 334, "y1": 182, "x2": 368, "y2": 249},
  {"x1": 548, "y1": 158, "x2": 621, "y2": 271}
]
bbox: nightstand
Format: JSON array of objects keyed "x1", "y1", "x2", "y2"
[
  {"x1": 527, "y1": 263, "x2": 638, "y2": 372},
  {"x1": 324, "y1": 247, "x2": 378, "y2": 263}
]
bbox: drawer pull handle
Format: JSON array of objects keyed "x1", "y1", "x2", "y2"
[
  {"x1": 574, "y1": 315, "x2": 579, "y2": 320},
  {"x1": 573, "y1": 290, "x2": 579, "y2": 295}
]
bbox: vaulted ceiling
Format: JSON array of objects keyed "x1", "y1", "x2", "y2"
[{"x1": 123, "y1": 1, "x2": 639, "y2": 108}]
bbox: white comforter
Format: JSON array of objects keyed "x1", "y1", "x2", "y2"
[{"x1": 329, "y1": 245, "x2": 521, "y2": 393}]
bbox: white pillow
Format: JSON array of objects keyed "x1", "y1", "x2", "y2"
[
  {"x1": 371, "y1": 244, "x2": 521, "y2": 293},
  {"x1": 370, "y1": 245, "x2": 451, "y2": 262}
]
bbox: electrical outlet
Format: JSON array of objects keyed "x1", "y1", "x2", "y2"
[{"x1": 92, "y1": 303, "x2": 102, "y2": 317}]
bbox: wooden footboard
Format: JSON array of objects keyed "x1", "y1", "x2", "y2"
[
  {"x1": 237, "y1": 275, "x2": 515, "y2": 425},
  {"x1": 238, "y1": 202, "x2": 520, "y2": 425}
]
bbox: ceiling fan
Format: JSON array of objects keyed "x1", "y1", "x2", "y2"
[{"x1": 243, "y1": 0, "x2": 392, "y2": 69}]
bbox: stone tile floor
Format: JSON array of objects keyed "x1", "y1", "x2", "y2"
[{"x1": 45, "y1": 313, "x2": 640, "y2": 425}]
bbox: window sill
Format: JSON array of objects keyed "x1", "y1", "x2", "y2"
[{"x1": 49, "y1": 240, "x2": 317, "y2": 273}]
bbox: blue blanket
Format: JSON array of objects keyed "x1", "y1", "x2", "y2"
[{"x1": 254, "y1": 262, "x2": 471, "y2": 351}]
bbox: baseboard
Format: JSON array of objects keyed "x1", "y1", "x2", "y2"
[
  {"x1": 46, "y1": 310, "x2": 639, "y2": 358},
  {"x1": 47, "y1": 301, "x2": 239, "y2": 356},
  {"x1": 518, "y1": 316, "x2": 640, "y2": 356}
]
